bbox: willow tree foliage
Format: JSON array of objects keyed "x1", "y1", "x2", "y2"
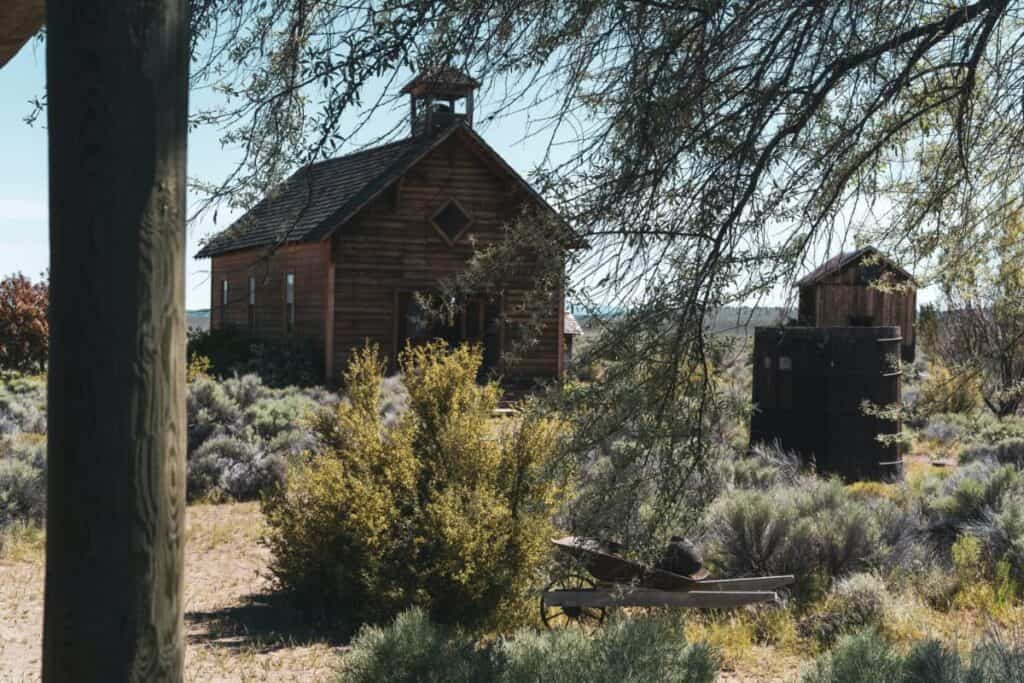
[
  {"x1": 188, "y1": 0, "x2": 1024, "y2": 552},
  {"x1": 929, "y1": 209, "x2": 1024, "y2": 417}
]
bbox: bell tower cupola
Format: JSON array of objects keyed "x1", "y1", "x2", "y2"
[{"x1": 401, "y1": 66, "x2": 480, "y2": 137}]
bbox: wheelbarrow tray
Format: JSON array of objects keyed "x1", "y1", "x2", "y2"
[
  {"x1": 551, "y1": 536, "x2": 794, "y2": 593},
  {"x1": 551, "y1": 536, "x2": 701, "y2": 589}
]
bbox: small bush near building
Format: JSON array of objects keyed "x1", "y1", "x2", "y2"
[
  {"x1": 187, "y1": 327, "x2": 321, "y2": 387},
  {"x1": 185, "y1": 373, "x2": 328, "y2": 502},
  {"x1": 337, "y1": 608, "x2": 718, "y2": 683},
  {"x1": 263, "y1": 342, "x2": 566, "y2": 629}
]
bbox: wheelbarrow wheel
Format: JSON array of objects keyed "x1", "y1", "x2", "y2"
[{"x1": 540, "y1": 572, "x2": 606, "y2": 630}]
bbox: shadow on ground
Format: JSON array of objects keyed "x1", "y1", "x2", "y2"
[{"x1": 186, "y1": 592, "x2": 356, "y2": 653}]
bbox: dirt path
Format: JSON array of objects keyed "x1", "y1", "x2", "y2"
[
  {"x1": 1, "y1": 503, "x2": 339, "y2": 683},
  {"x1": 3, "y1": 501, "x2": 810, "y2": 682}
]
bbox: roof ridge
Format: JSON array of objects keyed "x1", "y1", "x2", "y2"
[{"x1": 299, "y1": 135, "x2": 422, "y2": 171}]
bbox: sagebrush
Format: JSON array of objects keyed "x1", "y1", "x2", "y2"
[{"x1": 263, "y1": 342, "x2": 567, "y2": 628}]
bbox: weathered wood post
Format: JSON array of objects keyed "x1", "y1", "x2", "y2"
[{"x1": 43, "y1": 1, "x2": 189, "y2": 680}]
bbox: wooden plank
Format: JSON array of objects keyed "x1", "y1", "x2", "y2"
[
  {"x1": 542, "y1": 589, "x2": 778, "y2": 609},
  {"x1": 691, "y1": 576, "x2": 795, "y2": 592}
]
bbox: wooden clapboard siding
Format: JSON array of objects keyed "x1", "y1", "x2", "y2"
[
  {"x1": 208, "y1": 242, "x2": 331, "y2": 359},
  {"x1": 330, "y1": 135, "x2": 562, "y2": 380},
  {"x1": 800, "y1": 256, "x2": 916, "y2": 362}
]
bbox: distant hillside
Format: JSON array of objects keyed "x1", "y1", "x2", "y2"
[
  {"x1": 574, "y1": 306, "x2": 791, "y2": 337},
  {"x1": 708, "y1": 306, "x2": 791, "y2": 336},
  {"x1": 187, "y1": 309, "x2": 210, "y2": 332}
]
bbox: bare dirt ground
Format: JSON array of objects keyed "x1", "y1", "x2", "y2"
[
  {"x1": 2, "y1": 501, "x2": 814, "y2": 682},
  {"x1": 1, "y1": 503, "x2": 339, "y2": 683}
]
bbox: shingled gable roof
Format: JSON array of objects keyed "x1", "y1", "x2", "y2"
[
  {"x1": 195, "y1": 122, "x2": 560, "y2": 258},
  {"x1": 794, "y1": 246, "x2": 916, "y2": 288}
]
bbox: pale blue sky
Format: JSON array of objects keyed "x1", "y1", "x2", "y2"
[
  {"x1": 0, "y1": 39, "x2": 564, "y2": 310},
  {"x1": 0, "y1": 38, "x2": 932, "y2": 313}
]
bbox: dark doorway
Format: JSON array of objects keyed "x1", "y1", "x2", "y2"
[{"x1": 394, "y1": 292, "x2": 501, "y2": 380}]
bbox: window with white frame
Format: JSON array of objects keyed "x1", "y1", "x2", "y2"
[
  {"x1": 285, "y1": 272, "x2": 295, "y2": 333},
  {"x1": 248, "y1": 276, "x2": 256, "y2": 332}
]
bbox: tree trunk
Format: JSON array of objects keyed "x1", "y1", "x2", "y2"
[{"x1": 43, "y1": 2, "x2": 188, "y2": 680}]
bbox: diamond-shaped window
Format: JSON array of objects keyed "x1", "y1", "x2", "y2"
[{"x1": 431, "y1": 200, "x2": 472, "y2": 244}]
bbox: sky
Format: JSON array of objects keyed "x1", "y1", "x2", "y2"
[
  {"x1": 0, "y1": 38, "x2": 562, "y2": 311},
  {"x1": 0, "y1": 38, "x2": 933, "y2": 313}
]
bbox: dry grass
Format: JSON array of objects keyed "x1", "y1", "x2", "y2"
[{"x1": 0, "y1": 502, "x2": 341, "y2": 683}]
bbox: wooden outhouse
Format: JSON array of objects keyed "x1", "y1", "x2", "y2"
[
  {"x1": 750, "y1": 326, "x2": 903, "y2": 481},
  {"x1": 795, "y1": 246, "x2": 917, "y2": 361}
]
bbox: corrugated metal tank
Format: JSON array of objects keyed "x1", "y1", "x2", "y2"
[{"x1": 750, "y1": 326, "x2": 903, "y2": 481}]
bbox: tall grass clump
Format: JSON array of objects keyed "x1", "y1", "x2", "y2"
[
  {"x1": 702, "y1": 476, "x2": 882, "y2": 600},
  {"x1": 717, "y1": 442, "x2": 802, "y2": 491},
  {"x1": 799, "y1": 573, "x2": 890, "y2": 645},
  {"x1": 337, "y1": 608, "x2": 718, "y2": 683},
  {"x1": 263, "y1": 342, "x2": 566, "y2": 628}
]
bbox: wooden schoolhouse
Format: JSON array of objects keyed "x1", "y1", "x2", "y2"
[{"x1": 197, "y1": 67, "x2": 580, "y2": 385}]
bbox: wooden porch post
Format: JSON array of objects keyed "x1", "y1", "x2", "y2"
[{"x1": 43, "y1": 1, "x2": 189, "y2": 680}]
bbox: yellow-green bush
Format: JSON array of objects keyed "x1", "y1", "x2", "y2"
[
  {"x1": 950, "y1": 535, "x2": 1019, "y2": 614},
  {"x1": 916, "y1": 362, "x2": 982, "y2": 417},
  {"x1": 263, "y1": 342, "x2": 566, "y2": 629}
]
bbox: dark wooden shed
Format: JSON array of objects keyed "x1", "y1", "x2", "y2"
[
  {"x1": 796, "y1": 246, "x2": 917, "y2": 361},
  {"x1": 750, "y1": 326, "x2": 903, "y2": 481}
]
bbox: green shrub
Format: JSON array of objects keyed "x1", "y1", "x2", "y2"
[
  {"x1": 799, "y1": 573, "x2": 889, "y2": 645},
  {"x1": 802, "y1": 629, "x2": 1024, "y2": 683},
  {"x1": 243, "y1": 393, "x2": 317, "y2": 440},
  {"x1": 337, "y1": 608, "x2": 718, "y2": 683},
  {"x1": 187, "y1": 435, "x2": 287, "y2": 502},
  {"x1": 977, "y1": 417, "x2": 1024, "y2": 445},
  {"x1": 187, "y1": 375, "x2": 243, "y2": 451},
  {"x1": 972, "y1": 635, "x2": 1024, "y2": 682},
  {"x1": 916, "y1": 362, "x2": 982, "y2": 417},
  {"x1": 703, "y1": 477, "x2": 882, "y2": 601},
  {"x1": 901, "y1": 639, "x2": 978, "y2": 683},
  {"x1": 187, "y1": 327, "x2": 321, "y2": 388},
  {"x1": 0, "y1": 446, "x2": 46, "y2": 530},
  {"x1": 961, "y1": 439, "x2": 1024, "y2": 470},
  {"x1": 338, "y1": 608, "x2": 494, "y2": 683},
  {"x1": 0, "y1": 374, "x2": 47, "y2": 435},
  {"x1": 222, "y1": 373, "x2": 272, "y2": 409},
  {"x1": 496, "y1": 615, "x2": 717, "y2": 683},
  {"x1": 922, "y1": 462, "x2": 1020, "y2": 543},
  {"x1": 801, "y1": 629, "x2": 904, "y2": 683},
  {"x1": 263, "y1": 342, "x2": 566, "y2": 628}
]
